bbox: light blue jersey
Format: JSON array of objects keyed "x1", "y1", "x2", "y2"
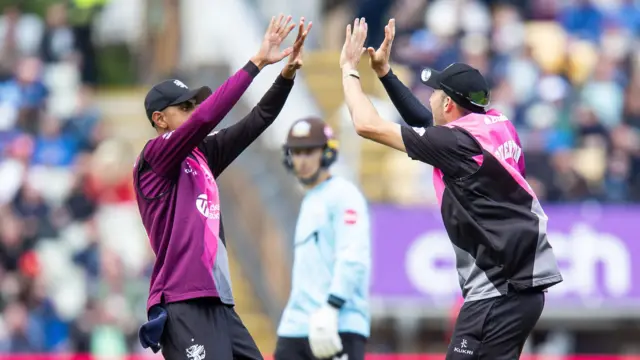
[{"x1": 277, "y1": 176, "x2": 371, "y2": 338}]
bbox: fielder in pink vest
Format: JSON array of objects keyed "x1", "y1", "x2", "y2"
[
  {"x1": 340, "y1": 18, "x2": 562, "y2": 360},
  {"x1": 134, "y1": 15, "x2": 312, "y2": 360}
]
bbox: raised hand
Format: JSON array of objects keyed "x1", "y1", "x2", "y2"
[
  {"x1": 340, "y1": 18, "x2": 368, "y2": 72},
  {"x1": 367, "y1": 18, "x2": 395, "y2": 77},
  {"x1": 252, "y1": 14, "x2": 297, "y2": 69},
  {"x1": 282, "y1": 17, "x2": 313, "y2": 79}
]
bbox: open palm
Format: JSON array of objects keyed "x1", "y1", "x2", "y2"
[
  {"x1": 286, "y1": 17, "x2": 313, "y2": 70},
  {"x1": 367, "y1": 18, "x2": 395, "y2": 77},
  {"x1": 259, "y1": 14, "x2": 297, "y2": 65},
  {"x1": 340, "y1": 17, "x2": 368, "y2": 71}
]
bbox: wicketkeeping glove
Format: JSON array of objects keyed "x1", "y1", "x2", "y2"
[{"x1": 308, "y1": 304, "x2": 343, "y2": 358}]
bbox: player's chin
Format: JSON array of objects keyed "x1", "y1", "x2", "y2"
[
  {"x1": 296, "y1": 173, "x2": 312, "y2": 181},
  {"x1": 295, "y1": 171, "x2": 315, "y2": 182}
]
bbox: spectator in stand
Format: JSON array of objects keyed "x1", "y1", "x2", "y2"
[
  {"x1": 0, "y1": 4, "x2": 43, "y2": 80},
  {"x1": 0, "y1": 57, "x2": 48, "y2": 133},
  {"x1": 31, "y1": 114, "x2": 78, "y2": 167},
  {"x1": 39, "y1": 3, "x2": 77, "y2": 65}
]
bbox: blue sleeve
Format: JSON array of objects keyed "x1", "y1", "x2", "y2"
[{"x1": 327, "y1": 183, "x2": 371, "y2": 307}]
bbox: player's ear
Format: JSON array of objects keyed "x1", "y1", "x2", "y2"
[
  {"x1": 152, "y1": 111, "x2": 168, "y2": 130},
  {"x1": 442, "y1": 96, "x2": 451, "y2": 113},
  {"x1": 444, "y1": 96, "x2": 456, "y2": 113}
]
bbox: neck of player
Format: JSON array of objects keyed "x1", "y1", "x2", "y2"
[{"x1": 302, "y1": 169, "x2": 331, "y2": 190}]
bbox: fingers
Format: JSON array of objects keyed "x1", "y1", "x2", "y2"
[
  {"x1": 301, "y1": 20, "x2": 312, "y2": 41},
  {"x1": 292, "y1": 17, "x2": 310, "y2": 49},
  {"x1": 289, "y1": 21, "x2": 309, "y2": 59},
  {"x1": 381, "y1": 25, "x2": 392, "y2": 50},
  {"x1": 266, "y1": 14, "x2": 282, "y2": 36},
  {"x1": 300, "y1": 21, "x2": 312, "y2": 46},
  {"x1": 295, "y1": 17, "x2": 305, "y2": 41},
  {"x1": 353, "y1": 17, "x2": 368, "y2": 48},
  {"x1": 351, "y1": 17, "x2": 360, "y2": 43},
  {"x1": 345, "y1": 24, "x2": 352, "y2": 45},
  {"x1": 390, "y1": 18, "x2": 396, "y2": 38},
  {"x1": 282, "y1": 22, "x2": 296, "y2": 40},
  {"x1": 267, "y1": 16, "x2": 275, "y2": 33},
  {"x1": 362, "y1": 19, "x2": 368, "y2": 45},
  {"x1": 271, "y1": 14, "x2": 286, "y2": 34},
  {"x1": 273, "y1": 14, "x2": 283, "y2": 33},
  {"x1": 343, "y1": 18, "x2": 368, "y2": 62},
  {"x1": 277, "y1": 15, "x2": 293, "y2": 36},
  {"x1": 295, "y1": 21, "x2": 312, "y2": 47},
  {"x1": 282, "y1": 14, "x2": 291, "y2": 29},
  {"x1": 367, "y1": 47, "x2": 375, "y2": 57}
]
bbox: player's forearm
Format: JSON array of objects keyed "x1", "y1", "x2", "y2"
[
  {"x1": 379, "y1": 69, "x2": 433, "y2": 127},
  {"x1": 146, "y1": 62, "x2": 259, "y2": 176},
  {"x1": 203, "y1": 74, "x2": 294, "y2": 175},
  {"x1": 191, "y1": 61, "x2": 260, "y2": 134},
  {"x1": 328, "y1": 259, "x2": 368, "y2": 307},
  {"x1": 227, "y1": 73, "x2": 294, "y2": 136},
  {"x1": 342, "y1": 73, "x2": 385, "y2": 139},
  {"x1": 252, "y1": 73, "x2": 294, "y2": 126}
]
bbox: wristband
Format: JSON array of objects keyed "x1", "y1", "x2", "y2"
[
  {"x1": 343, "y1": 69, "x2": 360, "y2": 80},
  {"x1": 327, "y1": 294, "x2": 346, "y2": 309}
]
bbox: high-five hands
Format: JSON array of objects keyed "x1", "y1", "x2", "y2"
[
  {"x1": 340, "y1": 17, "x2": 369, "y2": 73},
  {"x1": 252, "y1": 14, "x2": 297, "y2": 69},
  {"x1": 282, "y1": 17, "x2": 313, "y2": 79},
  {"x1": 367, "y1": 18, "x2": 395, "y2": 77}
]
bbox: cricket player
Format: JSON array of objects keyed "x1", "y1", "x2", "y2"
[
  {"x1": 340, "y1": 18, "x2": 563, "y2": 359},
  {"x1": 274, "y1": 117, "x2": 371, "y2": 360},
  {"x1": 134, "y1": 15, "x2": 312, "y2": 360}
]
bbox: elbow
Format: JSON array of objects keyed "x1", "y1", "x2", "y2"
[
  {"x1": 353, "y1": 122, "x2": 369, "y2": 138},
  {"x1": 341, "y1": 257, "x2": 369, "y2": 277},
  {"x1": 415, "y1": 117, "x2": 433, "y2": 128},
  {"x1": 353, "y1": 120, "x2": 379, "y2": 139},
  {"x1": 345, "y1": 262, "x2": 368, "y2": 287}
]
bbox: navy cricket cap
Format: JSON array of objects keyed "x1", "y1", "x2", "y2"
[
  {"x1": 144, "y1": 79, "x2": 212, "y2": 124},
  {"x1": 420, "y1": 63, "x2": 490, "y2": 114}
]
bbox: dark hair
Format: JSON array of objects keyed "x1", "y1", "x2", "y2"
[{"x1": 442, "y1": 93, "x2": 473, "y2": 117}]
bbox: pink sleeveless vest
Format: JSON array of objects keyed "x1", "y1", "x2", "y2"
[{"x1": 432, "y1": 109, "x2": 531, "y2": 205}]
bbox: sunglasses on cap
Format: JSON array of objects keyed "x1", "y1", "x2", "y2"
[{"x1": 440, "y1": 82, "x2": 491, "y2": 110}]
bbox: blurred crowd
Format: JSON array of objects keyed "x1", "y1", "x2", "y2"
[
  {"x1": 0, "y1": 2, "x2": 148, "y2": 355},
  {"x1": 3, "y1": 0, "x2": 640, "y2": 356},
  {"x1": 365, "y1": 0, "x2": 640, "y2": 202}
]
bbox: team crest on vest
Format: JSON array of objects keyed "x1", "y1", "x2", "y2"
[
  {"x1": 186, "y1": 343, "x2": 205, "y2": 360},
  {"x1": 196, "y1": 193, "x2": 220, "y2": 220}
]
